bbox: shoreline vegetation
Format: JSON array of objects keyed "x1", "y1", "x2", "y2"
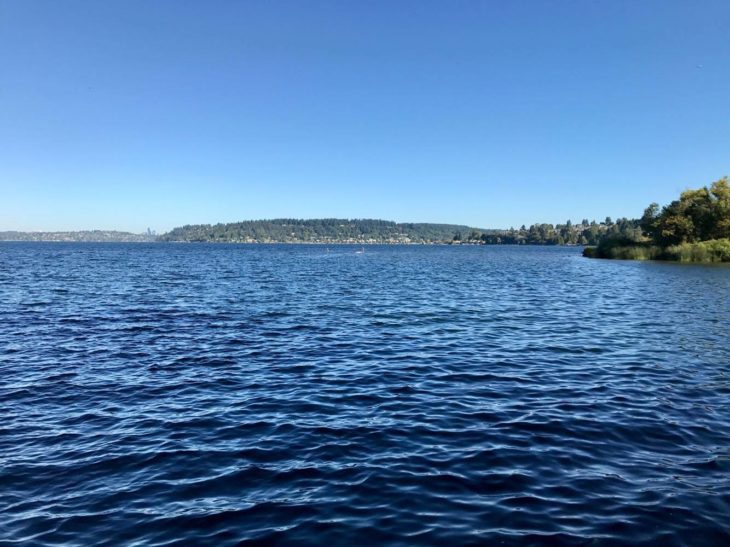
[{"x1": 583, "y1": 177, "x2": 730, "y2": 263}]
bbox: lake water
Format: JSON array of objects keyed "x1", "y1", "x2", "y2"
[{"x1": 1, "y1": 243, "x2": 729, "y2": 545}]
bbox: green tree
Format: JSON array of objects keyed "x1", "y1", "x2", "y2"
[
  {"x1": 710, "y1": 177, "x2": 730, "y2": 239},
  {"x1": 640, "y1": 203, "x2": 660, "y2": 240}
]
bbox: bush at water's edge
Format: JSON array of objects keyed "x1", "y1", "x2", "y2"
[
  {"x1": 664, "y1": 238, "x2": 730, "y2": 262},
  {"x1": 583, "y1": 238, "x2": 730, "y2": 262}
]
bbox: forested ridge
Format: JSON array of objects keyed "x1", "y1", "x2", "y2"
[
  {"x1": 159, "y1": 219, "x2": 473, "y2": 243},
  {"x1": 159, "y1": 218, "x2": 628, "y2": 245}
]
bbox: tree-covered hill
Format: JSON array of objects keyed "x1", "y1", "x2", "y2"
[
  {"x1": 158, "y1": 219, "x2": 481, "y2": 243},
  {"x1": 159, "y1": 217, "x2": 626, "y2": 245}
]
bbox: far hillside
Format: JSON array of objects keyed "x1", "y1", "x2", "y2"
[
  {"x1": 159, "y1": 219, "x2": 481, "y2": 244},
  {"x1": 159, "y1": 218, "x2": 624, "y2": 245}
]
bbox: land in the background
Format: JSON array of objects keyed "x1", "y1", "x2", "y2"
[{"x1": 0, "y1": 230, "x2": 156, "y2": 243}]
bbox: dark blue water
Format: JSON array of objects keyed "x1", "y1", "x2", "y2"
[{"x1": 1, "y1": 243, "x2": 729, "y2": 545}]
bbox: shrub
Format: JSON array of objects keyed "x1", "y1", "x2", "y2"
[
  {"x1": 664, "y1": 238, "x2": 730, "y2": 263},
  {"x1": 590, "y1": 235, "x2": 658, "y2": 260},
  {"x1": 601, "y1": 245, "x2": 662, "y2": 260}
]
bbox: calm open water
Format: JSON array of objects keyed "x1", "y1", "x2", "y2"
[{"x1": 1, "y1": 243, "x2": 729, "y2": 546}]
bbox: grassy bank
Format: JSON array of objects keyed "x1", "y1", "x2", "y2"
[{"x1": 583, "y1": 237, "x2": 730, "y2": 263}]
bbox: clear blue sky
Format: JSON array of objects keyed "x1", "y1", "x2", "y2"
[{"x1": 1, "y1": 1, "x2": 728, "y2": 232}]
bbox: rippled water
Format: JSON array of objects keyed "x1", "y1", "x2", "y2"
[{"x1": 1, "y1": 243, "x2": 729, "y2": 545}]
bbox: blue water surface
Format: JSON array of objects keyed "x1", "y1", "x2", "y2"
[{"x1": 1, "y1": 243, "x2": 729, "y2": 545}]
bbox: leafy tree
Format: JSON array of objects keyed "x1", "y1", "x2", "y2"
[{"x1": 710, "y1": 178, "x2": 730, "y2": 239}]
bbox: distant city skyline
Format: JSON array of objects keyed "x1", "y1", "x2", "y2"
[{"x1": 1, "y1": 1, "x2": 728, "y2": 233}]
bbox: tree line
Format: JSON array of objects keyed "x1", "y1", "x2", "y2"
[{"x1": 455, "y1": 218, "x2": 639, "y2": 246}]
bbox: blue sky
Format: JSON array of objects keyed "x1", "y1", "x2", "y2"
[{"x1": 1, "y1": 1, "x2": 728, "y2": 232}]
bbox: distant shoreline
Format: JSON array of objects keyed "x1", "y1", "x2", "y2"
[
  {"x1": 1, "y1": 217, "x2": 618, "y2": 245},
  {"x1": 0, "y1": 239, "x2": 588, "y2": 247},
  {"x1": 0, "y1": 231, "x2": 155, "y2": 243}
]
